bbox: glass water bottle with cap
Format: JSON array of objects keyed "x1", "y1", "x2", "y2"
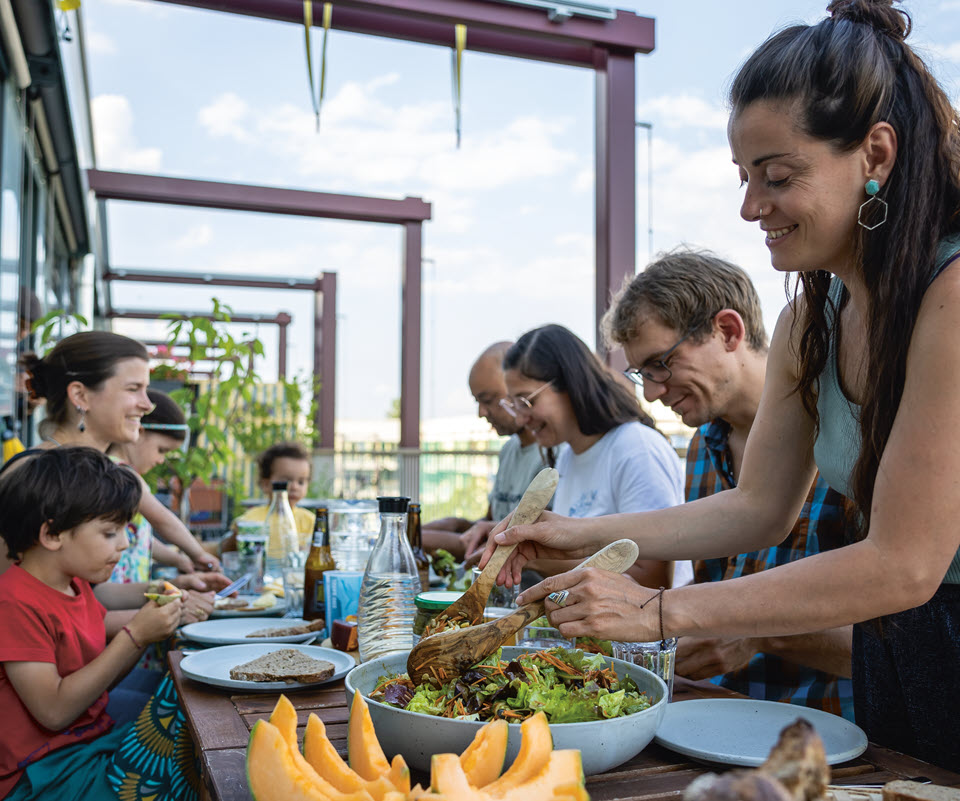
[
  {"x1": 357, "y1": 496, "x2": 420, "y2": 661},
  {"x1": 262, "y1": 481, "x2": 301, "y2": 609}
]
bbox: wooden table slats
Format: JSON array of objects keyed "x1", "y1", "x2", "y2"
[{"x1": 170, "y1": 652, "x2": 960, "y2": 801}]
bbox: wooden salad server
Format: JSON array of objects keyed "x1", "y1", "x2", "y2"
[
  {"x1": 433, "y1": 466, "x2": 559, "y2": 629},
  {"x1": 406, "y1": 538, "x2": 640, "y2": 682}
]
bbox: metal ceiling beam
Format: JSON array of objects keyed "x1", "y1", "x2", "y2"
[
  {"x1": 104, "y1": 268, "x2": 323, "y2": 292},
  {"x1": 86, "y1": 169, "x2": 431, "y2": 224},
  {"x1": 108, "y1": 309, "x2": 292, "y2": 325},
  {"x1": 148, "y1": 0, "x2": 654, "y2": 66}
]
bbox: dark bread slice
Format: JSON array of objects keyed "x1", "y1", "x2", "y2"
[
  {"x1": 229, "y1": 649, "x2": 335, "y2": 683},
  {"x1": 246, "y1": 620, "x2": 326, "y2": 638}
]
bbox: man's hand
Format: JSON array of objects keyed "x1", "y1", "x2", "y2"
[{"x1": 675, "y1": 636, "x2": 759, "y2": 681}]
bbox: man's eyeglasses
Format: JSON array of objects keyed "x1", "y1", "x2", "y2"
[
  {"x1": 624, "y1": 314, "x2": 717, "y2": 386},
  {"x1": 498, "y1": 380, "x2": 554, "y2": 419}
]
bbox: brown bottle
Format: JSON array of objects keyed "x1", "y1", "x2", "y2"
[
  {"x1": 407, "y1": 503, "x2": 430, "y2": 593},
  {"x1": 302, "y1": 507, "x2": 335, "y2": 621}
]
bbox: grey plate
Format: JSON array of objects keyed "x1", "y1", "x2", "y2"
[
  {"x1": 181, "y1": 644, "x2": 354, "y2": 692},
  {"x1": 654, "y1": 698, "x2": 868, "y2": 766},
  {"x1": 209, "y1": 594, "x2": 285, "y2": 618},
  {"x1": 343, "y1": 646, "x2": 668, "y2": 775},
  {"x1": 180, "y1": 618, "x2": 319, "y2": 645}
]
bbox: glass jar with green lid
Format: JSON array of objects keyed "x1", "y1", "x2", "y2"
[{"x1": 412, "y1": 590, "x2": 464, "y2": 640}]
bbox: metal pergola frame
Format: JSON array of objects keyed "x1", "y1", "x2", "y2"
[
  {"x1": 147, "y1": 0, "x2": 655, "y2": 361},
  {"x1": 103, "y1": 266, "x2": 338, "y2": 446},
  {"x1": 87, "y1": 169, "x2": 430, "y2": 451}
]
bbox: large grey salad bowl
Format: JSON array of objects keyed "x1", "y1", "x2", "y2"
[{"x1": 343, "y1": 645, "x2": 668, "y2": 776}]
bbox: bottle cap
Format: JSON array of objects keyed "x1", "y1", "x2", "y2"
[
  {"x1": 409, "y1": 503, "x2": 421, "y2": 513},
  {"x1": 272, "y1": 481, "x2": 289, "y2": 491},
  {"x1": 415, "y1": 591, "x2": 465, "y2": 610},
  {"x1": 377, "y1": 496, "x2": 410, "y2": 514}
]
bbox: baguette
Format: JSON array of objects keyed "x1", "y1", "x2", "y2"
[
  {"x1": 246, "y1": 620, "x2": 326, "y2": 638},
  {"x1": 229, "y1": 649, "x2": 335, "y2": 683}
]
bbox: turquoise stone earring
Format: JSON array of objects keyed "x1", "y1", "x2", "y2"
[{"x1": 858, "y1": 179, "x2": 887, "y2": 230}]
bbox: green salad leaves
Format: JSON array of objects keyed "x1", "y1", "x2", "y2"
[{"x1": 369, "y1": 647, "x2": 651, "y2": 724}]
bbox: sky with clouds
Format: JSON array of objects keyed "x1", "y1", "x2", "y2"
[{"x1": 70, "y1": 0, "x2": 960, "y2": 426}]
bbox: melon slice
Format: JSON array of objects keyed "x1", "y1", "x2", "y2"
[
  {"x1": 348, "y1": 692, "x2": 410, "y2": 793},
  {"x1": 268, "y1": 695, "x2": 373, "y2": 801},
  {"x1": 247, "y1": 720, "x2": 335, "y2": 801},
  {"x1": 481, "y1": 712, "x2": 552, "y2": 797},
  {"x1": 303, "y1": 713, "x2": 397, "y2": 800},
  {"x1": 431, "y1": 749, "x2": 584, "y2": 801},
  {"x1": 459, "y1": 719, "x2": 508, "y2": 788}
]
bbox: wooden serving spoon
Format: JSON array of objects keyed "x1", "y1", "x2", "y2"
[
  {"x1": 406, "y1": 538, "x2": 640, "y2": 682},
  {"x1": 432, "y1": 466, "x2": 559, "y2": 630}
]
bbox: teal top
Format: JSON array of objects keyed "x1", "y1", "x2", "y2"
[{"x1": 814, "y1": 234, "x2": 960, "y2": 584}]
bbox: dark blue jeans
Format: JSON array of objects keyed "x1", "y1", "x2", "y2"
[{"x1": 853, "y1": 583, "x2": 960, "y2": 771}]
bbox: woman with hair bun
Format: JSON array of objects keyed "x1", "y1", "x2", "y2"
[
  {"x1": 482, "y1": 0, "x2": 960, "y2": 766},
  {"x1": 6, "y1": 332, "x2": 228, "y2": 619}
]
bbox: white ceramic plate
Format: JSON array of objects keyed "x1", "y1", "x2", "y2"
[
  {"x1": 654, "y1": 698, "x2": 868, "y2": 767},
  {"x1": 180, "y1": 618, "x2": 320, "y2": 645},
  {"x1": 209, "y1": 594, "x2": 285, "y2": 618},
  {"x1": 180, "y1": 644, "x2": 354, "y2": 692}
]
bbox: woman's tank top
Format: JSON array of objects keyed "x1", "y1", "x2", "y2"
[{"x1": 814, "y1": 234, "x2": 960, "y2": 583}]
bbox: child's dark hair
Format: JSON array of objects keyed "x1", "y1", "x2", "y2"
[
  {"x1": 257, "y1": 442, "x2": 311, "y2": 481},
  {"x1": 142, "y1": 389, "x2": 188, "y2": 443},
  {"x1": 0, "y1": 447, "x2": 142, "y2": 560}
]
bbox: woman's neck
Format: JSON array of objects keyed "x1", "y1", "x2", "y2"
[
  {"x1": 47, "y1": 427, "x2": 110, "y2": 453},
  {"x1": 567, "y1": 429, "x2": 604, "y2": 455}
]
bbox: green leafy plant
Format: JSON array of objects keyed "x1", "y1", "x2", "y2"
[
  {"x1": 31, "y1": 309, "x2": 89, "y2": 354},
  {"x1": 149, "y1": 298, "x2": 315, "y2": 517}
]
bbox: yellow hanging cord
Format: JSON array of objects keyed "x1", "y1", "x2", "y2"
[
  {"x1": 304, "y1": 1, "x2": 321, "y2": 129},
  {"x1": 319, "y1": 2, "x2": 333, "y2": 127},
  {"x1": 452, "y1": 23, "x2": 466, "y2": 148}
]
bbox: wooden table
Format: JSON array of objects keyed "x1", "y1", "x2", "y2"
[{"x1": 169, "y1": 652, "x2": 960, "y2": 801}]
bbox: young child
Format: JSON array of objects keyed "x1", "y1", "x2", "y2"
[
  {"x1": 220, "y1": 441, "x2": 316, "y2": 554},
  {"x1": 0, "y1": 447, "x2": 197, "y2": 801}
]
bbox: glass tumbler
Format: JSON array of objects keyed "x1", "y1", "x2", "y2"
[{"x1": 612, "y1": 638, "x2": 678, "y2": 701}]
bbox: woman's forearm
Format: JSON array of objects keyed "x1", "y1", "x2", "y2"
[{"x1": 140, "y1": 490, "x2": 208, "y2": 565}]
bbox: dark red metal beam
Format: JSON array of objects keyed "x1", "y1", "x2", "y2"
[
  {"x1": 149, "y1": 0, "x2": 654, "y2": 66},
  {"x1": 315, "y1": 273, "x2": 337, "y2": 450},
  {"x1": 108, "y1": 309, "x2": 293, "y2": 325},
  {"x1": 87, "y1": 169, "x2": 431, "y2": 224},
  {"x1": 400, "y1": 222, "x2": 422, "y2": 449},
  {"x1": 104, "y1": 268, "x2": 323, "y2": 292}
]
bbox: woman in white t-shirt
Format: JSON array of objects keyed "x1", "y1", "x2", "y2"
[{"x1": 501, "y1": 324, "x2": 687, "y2": 588}]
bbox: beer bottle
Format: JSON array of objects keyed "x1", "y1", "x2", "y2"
[
  {"x1": 407, "y1": 503, "x2": 430, "y2": 593},
  {"x1": 302, "y1": 506, "x2": 335, "y2": 621}
]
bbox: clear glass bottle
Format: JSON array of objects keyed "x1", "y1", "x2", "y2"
[
  {"x1": 262, "y1": 481, "x2": 302, "y2": 613},
  {"x1": 357, "y1": 496, "x2": 421, "y2": 662}
]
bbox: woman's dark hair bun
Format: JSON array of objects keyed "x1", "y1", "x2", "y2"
[
  {"x1": 18, "y1": 353, "x2": 48, "y2": 400},
  {"x1": 827, "y1": 0, "x2": 911, "y2": 42}
]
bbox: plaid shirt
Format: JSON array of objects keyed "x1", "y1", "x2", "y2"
[{"x1": 686, "y1": 420, "x2": 855, "y2": 720}]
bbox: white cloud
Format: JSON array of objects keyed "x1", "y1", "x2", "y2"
[
  {"x1": 174, "y1": 224, "x2": 213, "y2": 250},
  {"x1": 197, "y1": 93, "x2": 253, "y2": 143},
  {"x1": 636, "y1": 94, "x2": 729, "y2": 130},
  {"x1": 938, "y1": 41, "x2": 960, "y2": 62},
  {"x1": 91, "y1": 94, "x2": 162, "y2": 171},
  {"x1": 86, "y1": 30, "x2": 116, "y2": 56}
]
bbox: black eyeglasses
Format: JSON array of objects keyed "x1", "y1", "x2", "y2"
[{"x1": 624, "y1": 314, "x2": 717, "y2": 386}]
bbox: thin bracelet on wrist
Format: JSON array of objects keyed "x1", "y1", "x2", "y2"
[{"x1": 121, "y1": 625, "x2": 144, "y2": 650}]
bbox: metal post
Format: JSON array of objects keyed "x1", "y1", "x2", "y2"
[
  {"x1": 277, "y1": 312, "x2": 291, "y2": 379},
  {"x1": 400, "y1": 222, "x2": 422, "y2": 498}
]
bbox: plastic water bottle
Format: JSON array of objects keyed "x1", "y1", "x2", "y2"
[{"x1": 357, "y1": 496, "x2": 421, "y2": 662}]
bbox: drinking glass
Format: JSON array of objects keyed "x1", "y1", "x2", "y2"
[
  {"x1": 612, "y1": 638, "x2": 678, "y2": 700},
  {"x1": 221, "y1": 551, "x2": 243, "y2": 580},
  {"x1": 472, "y1": 567, "x2": 521, "y2": 646}
]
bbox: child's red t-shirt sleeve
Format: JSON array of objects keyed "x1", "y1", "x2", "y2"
[{"x1": 0, "y1": 598, "x2": 57, "y2": 663}]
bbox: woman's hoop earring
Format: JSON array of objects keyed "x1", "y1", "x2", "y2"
[
  {"x1": 76, "y1": 406, "x2": 87, "y2": 433},
  {"x1": 858, "y1": 179, "x2": 888, "y2": 230}
]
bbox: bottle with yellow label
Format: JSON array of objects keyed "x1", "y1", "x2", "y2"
[{"x1": 302, "y1": 506, "x2": 335, "y2": 621}]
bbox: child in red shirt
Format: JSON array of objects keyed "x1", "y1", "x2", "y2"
[{"x1": 0, "y1": 448, "x2": 195, "y2": 801}]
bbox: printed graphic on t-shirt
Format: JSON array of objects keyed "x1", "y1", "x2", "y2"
[
  {"x1": 566, "y1": 490, "x2": 599, "y2": 518},
  {"x1": 491, "y1": 490, "x2": 525, "y2": 514}
]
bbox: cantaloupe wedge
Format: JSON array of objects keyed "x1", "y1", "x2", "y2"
[
  {"x1": 459, "y1": 719, "x2": 508, "y2": 788},
  {"x1": 480, "y1": 712, "x2": 552, "y2": 797},
  {"x1": 268, "y1": 695, "x2": 373, "y2": 801},
  {"x1": 348, "y1": 692, "x2": 410, "y2": 794},
  {"x1": 247, "y1": 720, "x2": 342, "y2": 801},
  {"x1": 303, "y1": 713, "x2": 397, "y2": 800},
  {"x1": 432, "y1": 749, "x2": 583, "y2": 801}
]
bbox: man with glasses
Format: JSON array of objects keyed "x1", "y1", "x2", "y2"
[
  {"x1": 423, "y1": 342, "x2": 545, "y2": 560},
  {"x1": 602, "y1": 248, "x2": 854, "y2": 719}
]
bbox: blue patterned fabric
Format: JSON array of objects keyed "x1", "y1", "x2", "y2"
[{"x1": 686, "y1": 420, "x2": 855, "y2": 719}]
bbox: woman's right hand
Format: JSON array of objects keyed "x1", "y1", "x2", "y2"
[
  {"x1": 129, "y1": 597, "x2": 182, "y2": 644},
  {"x1": 477, "y1": 510, "x2": 598, "y2": 587}
]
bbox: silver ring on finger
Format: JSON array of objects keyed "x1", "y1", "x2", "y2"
[{"x1": 547, "y1": 590, "x2": 569, "y2": 608}]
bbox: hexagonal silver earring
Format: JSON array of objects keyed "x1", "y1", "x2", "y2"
[{"x1": 858, "y1": 179, "x2": 887, "y2": 230}]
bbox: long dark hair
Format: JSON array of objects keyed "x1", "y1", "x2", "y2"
[
  {"x1": 21, "y1": 332, "x2": 149, "y2": 433},
  {"x1": 730, "y1": 0, "x2": 960, "y2": 532},
  {"x1": 503, "y1": 324, "x2": 658, "y2": 439}
]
